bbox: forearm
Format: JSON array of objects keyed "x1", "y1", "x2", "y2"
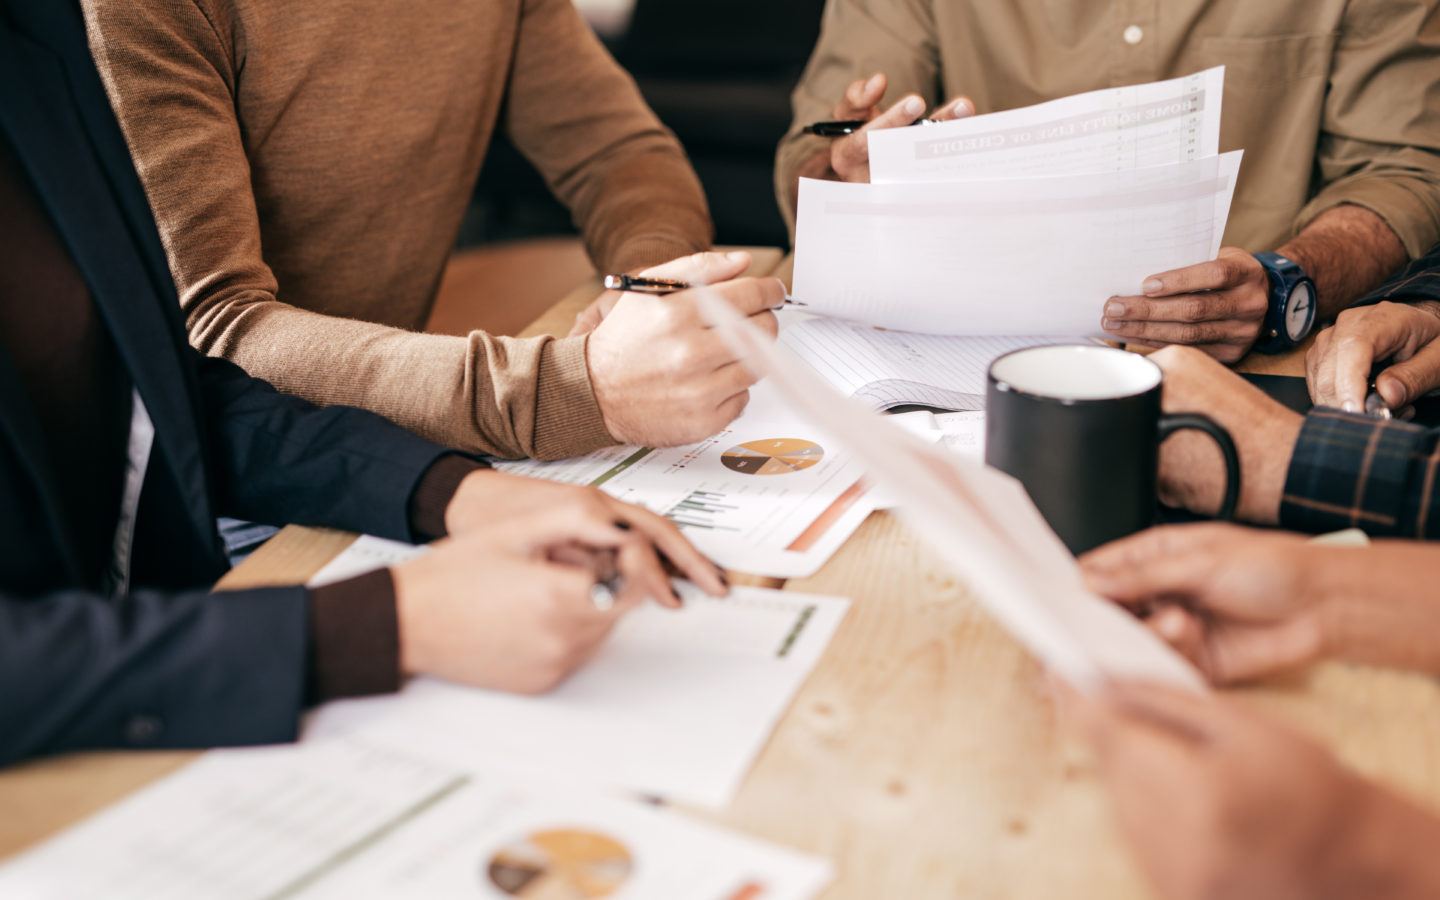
[
  {"x1": 191, "y1": 292, "x2": 612, "y2": 461},
  {"x1": 1322, "y1": 769, "x2": 1440, "y2": 900},
  {"x1": 1316, "y1": 542, "x2": 1440, "y2": 677},
  {"x1": 1280, "y1": 205, "x2": 1408, "y2": 317}
]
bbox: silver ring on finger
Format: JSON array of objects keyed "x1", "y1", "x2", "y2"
[{"x1": 589, "y1": 579, "x2": 619, "y2": 612}]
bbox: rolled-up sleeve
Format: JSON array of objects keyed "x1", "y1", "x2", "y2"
[
  {"x1": 774, "y1": 0, "x2": 940, "y2": 237},
  {"x1": 1295, "y1": 0, "x2": 1440, "y2": 258},
  {"x1": 1281, "y1": 409, "x2": 1440, "y2": 539}
]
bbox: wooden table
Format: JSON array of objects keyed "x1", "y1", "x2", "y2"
[{"x1": 6, "y1": 253, "x2": 1440, "y2": 900}]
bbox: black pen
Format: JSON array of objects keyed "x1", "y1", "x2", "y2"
[
  {"x1": 602, "y1": 274, "x2": 806, "y2": 307},
  {"x1": 802, "y1": 118, "x2": 938, "y2": 137}
]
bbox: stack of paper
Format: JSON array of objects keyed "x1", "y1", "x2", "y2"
[{"x1": 792, "y1": 67, "x2": 1241, "y2": 339}]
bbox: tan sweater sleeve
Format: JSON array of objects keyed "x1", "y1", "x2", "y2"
[
  {"x1": 774, "y1": 0, "x2": 940, "y2": 240},
  {"x1": 502, "y1": 0, "x2": 713, "y2": 272},
  {"x1": 1293, "y1": 0, "x2": 1440, "y2": 259},
  {"x1": 81, "y1": 0, "x2": 613, "y2": 461}
]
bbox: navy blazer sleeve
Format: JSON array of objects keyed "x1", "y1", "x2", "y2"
[
  {"x1": 0, "y1": 363, "x2": 463, "y2": 766},
  {"x1": 196, "y1": 353, "x2": 470, "y2": 542},
  {"x1": 0, "y1": 581, "x2": 309, "y2": 765}
]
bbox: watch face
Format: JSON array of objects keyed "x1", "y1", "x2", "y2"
[{"x1": 1285, "y1": 282, "x2": 1316, "y2": 341}]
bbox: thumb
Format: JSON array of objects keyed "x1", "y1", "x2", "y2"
[
  {"x1": 1204, "y1": 618, "x2": 1323, "y2": 685},
  {"x1": 640, "y1": 250, "x2": 750, "y2": 286},
  {"x1": 1377, "y1": 341, "x2": 1440, "y2": 409}
]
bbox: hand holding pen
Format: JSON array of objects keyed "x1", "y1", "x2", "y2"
[
  {"x1": 603, "y1": 274, "x2": 805, "y2": 309},
  {"x1": 807, "y1": 72, "x2": 974, "y2": 184}
]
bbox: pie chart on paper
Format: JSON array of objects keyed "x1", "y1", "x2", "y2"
[
  {"x1": 720, "y1": 438, "x2": 826, "y2": 476},
  {"x1": 484, "y1": 828, "x2": 633, "y2": 898}
]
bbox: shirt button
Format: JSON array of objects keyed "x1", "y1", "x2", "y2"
[
  {"x1": 1123, "y1": 25, "x2": 1144, "y2": 45},
  {"x1": 125, "y1": 714, "x2": 164, "y2": 744}
]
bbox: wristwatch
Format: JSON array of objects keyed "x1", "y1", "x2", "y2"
[{"x1": 1252, "y1": 251, "x2": 1318, "y2": 354}]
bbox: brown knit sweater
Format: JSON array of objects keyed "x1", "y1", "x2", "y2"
[{"x1": 80, "y1": 0, "x2": 713, "y2": 460}]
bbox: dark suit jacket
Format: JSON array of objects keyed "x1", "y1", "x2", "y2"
[{"x1": 0, "y1": 0, "x2": 456, "y2": 764}]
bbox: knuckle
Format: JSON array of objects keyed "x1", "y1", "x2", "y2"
[{"x1": 1181, "y1": 298, "x2": 1209, "y2": 321}]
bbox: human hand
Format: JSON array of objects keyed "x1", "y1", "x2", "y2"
[
  {"x1": 568, "y1": 251, "x2": 754, "y2": 337},
  {"x1": 444, "y1": 469, "x2": 727, "y2": 598},
  {"x1": 1103, "y1": 248, "x2": 1270, "y2": 364},
  {"x1": 825, "y1": 72, "x2": 973, "y2": 184},
  {"x1": 1149, "y1": 346, "x2": 1302, "y2": 523},
  {"x1": 1075, "y1": 682, "x2": 1440, "y2": 900},
  {"x1": 394, "y1": 504, "x2": 702, "y2": 693},
  {"x1": 587, "y1": 260, "x2": 783, "y2": 447},
  {"x1": 1306, "y1": 301, "x2": 1440, "y2": 414},
  {"x1": 1080, "y1": 523, "x2": 1326, "y2": 684}
]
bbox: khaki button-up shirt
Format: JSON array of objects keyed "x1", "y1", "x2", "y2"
[{"x1": 777, "y1": 0, "x2": 1440, "y2": 257}]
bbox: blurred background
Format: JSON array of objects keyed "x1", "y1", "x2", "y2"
[
  {"x1": 460, "y1": 0, "x2": 823, "y2": 250},
  {"x1": 429, "y1": 0, "x2": 824, "y2": 337}
]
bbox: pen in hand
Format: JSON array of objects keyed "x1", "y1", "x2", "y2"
[
  {"x1": 602, "y1": 274, "x2": 805, "y2": 309},
  {"x1": 803, "y1": 118, "x2": 939, "y2": 137}
]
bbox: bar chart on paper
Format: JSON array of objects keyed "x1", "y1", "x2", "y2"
[{"x1": 666, "y1": 489, "x2": 742, "y2": 531}]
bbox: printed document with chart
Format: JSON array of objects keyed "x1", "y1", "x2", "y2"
[
  {"x1": 0, "y1": 737, "x2": 832, "y2": 900},
  {"x1": 492, "y1": 415, "x2": 872, "y2": 577},
  {"x1": 307, "y1": 538, "x2": 851, "y2": 809},
  {"x1": 791, "y1": 67, "x2": 1242, "y2": 336}
]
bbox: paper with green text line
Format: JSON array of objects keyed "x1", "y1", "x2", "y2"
[
  {"x1": 869, "y1": 67, "x2": 1224, "y2": 183},
  {"x1": 309, "y1": 546, "x2": 850, "y2": 809}
]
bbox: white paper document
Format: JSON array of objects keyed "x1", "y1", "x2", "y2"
[
  {"x1": 310, "y1": 543, "x2": 850, "y2": 808},
  {"x1": 869, "y1": 67, "x2": 1224, "y2": 183},
  {"x1": 491, "y1": 417, "x2": 872, "y2": 577},
  {"x1": 792, "y1": 150, "x2": 1242, "y2": 336},
  {"x1": 701, "y1": 293, "x2": 1204, "y2": 693},
  {"x1": 779, "y1": 314, "x2": 1087, "y2": 410},
  {"x1": 933, "y1": 411, "x2": 986, "y2": 461},
  {"x1": 0, "y1": 737, "x2": 831, "y2": 900}
]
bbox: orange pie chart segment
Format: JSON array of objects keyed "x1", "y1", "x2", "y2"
[
  {"x1": 720, "y1": 438, "x2": 825, "y2": 476},
  {"x1": 486, "y1": 828, "x2": 633, "y2": 899}
]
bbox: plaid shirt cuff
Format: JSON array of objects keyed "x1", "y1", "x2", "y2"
[
  {"x1": 1359, "y1": 242, "x2": 1440, "y2": 305},
  {"x1": 1281, "y1": 409, "x2": 1440, "y2": 539}
]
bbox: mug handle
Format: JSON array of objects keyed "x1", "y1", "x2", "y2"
[{"x1": 1157, "y1": 413, "x2": 1241, "y2": 521}]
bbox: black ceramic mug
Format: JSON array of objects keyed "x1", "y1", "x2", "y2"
[{"x1": 985, "y1": 345, "x2": 1240, "y2": 556}]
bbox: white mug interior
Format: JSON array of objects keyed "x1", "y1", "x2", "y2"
[{"x1": 990, "y1": 345, "x2": 1162, "y2": 402}]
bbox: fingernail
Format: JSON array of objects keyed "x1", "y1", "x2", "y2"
[
  {"x1": 1143, "y1": 278, "x2": 1164, "y2": 295},
  {"x1": 903, "y1": 97, "x2": 924, "y2": 116},
  {"x1": 1102, "y1": 318, "x2": 1117, "y2": 330},
  {"x1": 1104, "y1": 300, "x2": 1126, "y2": 318},
  {"x1": 866, "y1": 73, "x2": 884, "y2": 92},
  {"x1": 1341, "y1": 400, "x2": 1360, "y2": 413},
  {"x1": 952, "y1": 98, "x2": 973, "y2": 117},
  {"x1": 1378, "y1": 381, "x2": 1407, "y2": 408},
  {"x1": 726, "y1": 251, "x2": 748, "y2": 263}
]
